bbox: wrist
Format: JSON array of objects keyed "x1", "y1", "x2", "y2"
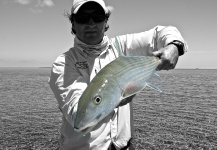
[{"x1": 168, "y1": 40, "x2": 184, "y2": 56}]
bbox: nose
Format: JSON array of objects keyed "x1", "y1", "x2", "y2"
[{"x1": 87, "y1": 18, "x2": 96, "y2": 27}]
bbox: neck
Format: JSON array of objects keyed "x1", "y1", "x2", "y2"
[
  {"x1": 74, "y1": 35, "x2": 110, "y2": 56},
  {"x1": 76, "y1": 35, "x2": 106, "y2": 46},
  {"x1": 77, "y1": 37, "x2": 103, "y2": 45}
]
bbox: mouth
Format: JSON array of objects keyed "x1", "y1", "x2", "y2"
[{"x1": 85, "y1": 30, "x2": 97, "y2": 34}]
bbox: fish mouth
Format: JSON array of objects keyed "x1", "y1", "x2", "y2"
[
  {"x1": 74, "y1": 117, "x2": 99, "y2": 134},
  {"x1": 75, "y1": 126, "x2": 95, "y2": 135}
]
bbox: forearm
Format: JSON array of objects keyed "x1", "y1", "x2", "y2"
[
  {"x1": 156, "y1": 26, "x2": 187, "y2": 52},
  {"x1": 116, "y1": 25, "x2": 188, "y2": 56}
]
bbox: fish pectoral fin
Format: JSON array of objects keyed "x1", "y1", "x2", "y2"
[
  {"x1": 146, "y1": 72, "x2": 162, "y2": 93},
  {"x1": 146, "y1": 83, "x2": 162, "y2": 93},
  {"x1": 122, "y1": 81, "x2": 162, "y2": 99},
  {"x1": 122, "y1": 82, "x2": 143, "y2": 99}
]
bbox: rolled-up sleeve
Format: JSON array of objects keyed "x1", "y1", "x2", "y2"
[
  {"x1": 48, "y1": 54, "x2": 87, "y2": 127},
  {"x1": 117, "y1": 25, "x2": 188, "y2": 56}
]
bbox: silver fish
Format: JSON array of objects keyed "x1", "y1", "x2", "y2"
[{"x1": 74, "y1": 56, "x2": 160, "y2": 133}]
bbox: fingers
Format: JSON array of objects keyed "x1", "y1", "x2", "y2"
[
  {"x1": 153, "y1": 45, "x2": 179, "y2": 71},
  {"x1": 157, "y1": 58, "x2": 177, "y2": 70},
  {"x1": 156, "y1": 59, "x2": 162, "y2": 70}
]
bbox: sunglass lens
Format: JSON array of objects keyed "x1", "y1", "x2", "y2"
[
  {"x1": 92, "y1": 14, "x2": 105, "y2": 23},
  {"x1": 74, "y1": 14, "x2": 106, "y2": 24},
  {"x1": 74, "y1": 15, "x2": 88, "y2": 24}
]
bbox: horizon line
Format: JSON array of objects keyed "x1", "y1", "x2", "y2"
[{"x1": 0, "y1": 67, "x2": 217, "y2": 70}]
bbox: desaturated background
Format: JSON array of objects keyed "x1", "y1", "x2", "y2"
[{"x1": 1, "y1": 0, "x2": 217, "y2": 69}]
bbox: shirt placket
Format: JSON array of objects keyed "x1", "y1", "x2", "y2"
[
  {"x1": 110, "y1": 108, "x2": 118, "y2": 142},
  {"x1": 90, "y1": 57, "x2": 100, "y2": 82}
]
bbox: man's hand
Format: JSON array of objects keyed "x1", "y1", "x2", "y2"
[{"x1": 152, "y1": 44, "x2": 179, "y2": 70}]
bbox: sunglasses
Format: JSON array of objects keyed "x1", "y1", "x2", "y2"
[{"x1": 74, "y1": 13, "x2": 106, "y2": 24}]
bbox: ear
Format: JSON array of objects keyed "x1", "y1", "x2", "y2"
[
  {"x1": 105, "y1": 18, "x2": 108, "y2": 23},
  {"x1": 104, "y1": 21, "x2": 109, "y2": 32},
  {"x1": 72, "y1": 21, "x2": 75, "y2": 29},
  {"x1": 71, "y1": 22, "x2": 76, "y2": 34}
]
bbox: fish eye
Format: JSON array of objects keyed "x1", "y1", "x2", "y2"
[{"x1": 93, "y1": 96, "x2": 102, "y2": 105}]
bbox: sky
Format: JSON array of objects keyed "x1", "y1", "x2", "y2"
[{"x1": 0, "y1": 0, "x2": 217, "y2": 69}]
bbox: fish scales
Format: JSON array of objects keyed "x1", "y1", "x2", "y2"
[
  {"x1": 110, "y1": 56, "x2": 159, "y2": 97},
  {"x1": 101, "y1": 56, "x2": 157, "y2": 80},
  {"x1": 103, "y1": 56, "x2": 159, "y2": 83}
]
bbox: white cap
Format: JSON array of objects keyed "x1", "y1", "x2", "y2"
[{"x1": 71, "y1": 0, "x2": 107, "y2": 14}]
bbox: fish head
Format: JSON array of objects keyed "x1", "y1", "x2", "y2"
[{"x1": 74, "y1": 76, "x2": 122, "y2": 133}]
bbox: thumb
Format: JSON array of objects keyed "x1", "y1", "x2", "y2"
[
  {"x1": 152, "y1": 50, "x2": 163, "y2": 70},
  {"x1": 152, "y1": 50, "x2": 163, "y2": 58}
]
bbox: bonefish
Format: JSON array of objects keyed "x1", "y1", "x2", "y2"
[{"x1": 74, "y1": 55, "x2": 161, "y2": 133}]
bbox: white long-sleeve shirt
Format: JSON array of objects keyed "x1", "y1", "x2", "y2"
[{"x1": 48, "y1": 26, "x2": 187, "y2": 150}]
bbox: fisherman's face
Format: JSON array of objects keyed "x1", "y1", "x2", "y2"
[{"x1": 73, "y1": 2, "x2": 107, "y2": 45}]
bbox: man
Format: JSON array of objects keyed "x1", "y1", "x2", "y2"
[{"x1": 48, "y1": 0, "x2": 188, "y2": 149}]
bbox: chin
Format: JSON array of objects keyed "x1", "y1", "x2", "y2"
[{"x1": 86, "y1": 38, "x2": 102, "y2": 45}]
